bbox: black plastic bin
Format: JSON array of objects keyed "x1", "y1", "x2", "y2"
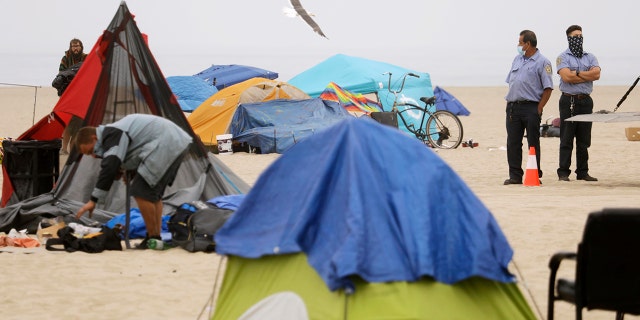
[{"x1": 2, "y1": 139, "x2": 61, "y2": 202}]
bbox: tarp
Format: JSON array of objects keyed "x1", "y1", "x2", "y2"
[
  {"x1": 0, "y1": 2, "x2": 248, "y2": 232},
  {"x1": 567, "y1": 112, "x2": 640, "y2": 122},
  {"x1": 289, "y1": 54, "x2": 432, "y2": 108},
  {"x1": 166, "y1": 76, "x2": 218, "y2": 112},
  {"x1": 216, "y1": 117, "x2": 515, "y2": 289},
  {"x1": 193, "y1": 64, "x2": 278, "y2": 90},
  {"x1": 213, "y1": 117, "x2": 535, "y2": 320},
  {"x1": 230, "y1": 98, "x2": 352, "y2": 154},
  {"x1": 188, "y1": 78, "x2": 310, "y2": 145},
  {"x1": 318, "y1": 82, "x2": 382, "y2": 115},
  {"x1": 434, "y1": 86, "x2": 471, "y2": 116}
]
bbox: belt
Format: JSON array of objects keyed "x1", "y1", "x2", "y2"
[
  {"x1": 562, "y1": 92, "x2": 590, "y2": 99},
  {"x1": 508, "y1": 100, "x2": 538, "y2": 105}
]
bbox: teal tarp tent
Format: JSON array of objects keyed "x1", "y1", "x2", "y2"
[{"x1": 289, "y1": 54, "x2": 433, "y2": 112}]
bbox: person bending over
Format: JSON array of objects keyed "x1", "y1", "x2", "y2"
[{"x1": 74, "y1": 114, "x2": 192, "y2": 248}]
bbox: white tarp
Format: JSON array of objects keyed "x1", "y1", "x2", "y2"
[{"x1": 566, "y1": 112, "x2": 640, "y2": 123}]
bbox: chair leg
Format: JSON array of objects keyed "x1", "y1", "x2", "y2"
[
  {"x1": 616, "y1": 311, "x2": 625, "y2": 320},
  {"x1": 576, "y1": 306, "x2": 582, "y2": 320}
]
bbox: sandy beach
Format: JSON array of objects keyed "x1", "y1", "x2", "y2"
[{"x1": 1, "y1": 85, "x2": 640, "y2": 319}]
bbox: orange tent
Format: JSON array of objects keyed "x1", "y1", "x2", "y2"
[{"x1": 188, "y1": 78, "x2": 309, "y2": 145}]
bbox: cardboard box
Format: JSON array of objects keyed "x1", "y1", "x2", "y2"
[{"x1": 625, "y1": 127, "x2": 640, "y2": 141}]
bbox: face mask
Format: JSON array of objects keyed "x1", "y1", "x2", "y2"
[
  {"x1": 568, "y1": 35, "x2": 583, "y2": 58},
  {"x1": 517, "y1": 45, "x2": 525, "y2": 56}
]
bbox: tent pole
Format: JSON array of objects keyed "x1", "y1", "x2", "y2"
[
  {"x1": 124, "y1": 171, "x2": 132, "y2": 249},
  {"x1": 0, "y1": 82, "x2": 41, "y2": 125},
  {"x1": 613, "y1": 76, "x2": 640, "y2": 112}
]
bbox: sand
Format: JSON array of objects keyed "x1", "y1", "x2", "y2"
[{"x1": 1, "y1": 85, "x2": 640, "y2": 319}]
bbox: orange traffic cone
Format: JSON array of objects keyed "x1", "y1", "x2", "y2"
[{"x1": 523, "y1": 146, "x2": 540, "y2": 187}]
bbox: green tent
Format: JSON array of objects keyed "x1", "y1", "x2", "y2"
[
  {"x1": 211, "y1": 118, "x2": 537, "y2": 319},
  {"x1": 213, "y1": 253, "x2": 536, "y2": 319}
]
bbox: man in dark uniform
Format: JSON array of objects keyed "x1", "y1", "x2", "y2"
[
  {"x1": 503, "y1": 30, "x2": 554, "y2": 185},
  {"x1": 556, "y1": 25, "x2": 600, "y2": 182}
]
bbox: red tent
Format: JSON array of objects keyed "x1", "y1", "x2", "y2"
[{"x1": 0, "y1": 2, "x2": 248, "y2": 228}]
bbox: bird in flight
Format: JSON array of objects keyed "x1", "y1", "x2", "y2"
[{"x1": 283, "y1": 0, "x2": 328, "y2": 39}]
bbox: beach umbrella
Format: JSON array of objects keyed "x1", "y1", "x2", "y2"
[
  {"x1": 434, "y1": 86, "x2": 471, "y2": 116},
  {"x1": 193, "y1": 64, "x2": 278, "y2": 90}
]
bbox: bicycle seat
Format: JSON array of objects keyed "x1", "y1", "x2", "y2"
[{"x1": 420, "y1": 96, "x2": 436, "y2": 105}]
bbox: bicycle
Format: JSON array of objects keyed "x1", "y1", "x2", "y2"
[{"x1": 381, "y1": 72, "x2": 463, "y2": 149}]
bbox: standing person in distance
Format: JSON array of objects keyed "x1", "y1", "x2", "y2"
[
  {"x1": 59, "y1": 38, "x2": 87, "y2": 71},
  {"x1": 556, "y1": 25, "x2": 600, "y2": 182},
  {"x1": 503, "y1": 30, "x2": 554, "y2": 185},
  {"x1": 56, "y1": 38, "x2": 88, "y2": 154}
]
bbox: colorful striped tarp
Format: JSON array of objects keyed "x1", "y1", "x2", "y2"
[{"x1": 319, "y1": 82, "x2": 382, "y2": 115}]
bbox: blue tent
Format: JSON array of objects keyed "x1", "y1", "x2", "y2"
[
  {"x1": 288, "y1": 54, "x2": 434, "y2": 132},
  {"x1": 434, "y1": 86, "x2": 471, "y2": 116},
  {"x1": 216, "y1": 117, "x2": 515, "y2": 291},
  {"x1": 288, "y1": 54, "x2": 433, "y2": 109},
  {"x1": 193, "y1": 64, "x2": 278, "y2": 90},
  {"x1": 230, "y1": 98, "x2": 351, "y2": 154},
  {"x1": 166, "y1": 76, "x2": 217, "y2": 112}
]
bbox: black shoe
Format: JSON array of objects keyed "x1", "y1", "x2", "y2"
[
  {"x1": 134, "y1": 237, "x2": 150, "y2": 250},
  {"x1": 558, "y1": 176, "x2": 570, "y2": 181},
  {"x1": 133, "y1": 238, "x2": 149, "y2": 250},
  {"x1": 577, "y1": 175, "x2": 598, "y2": 181},
  {"x1": 504, "y1": 178, "x2": 522, "y2": 185},
  {"x1": 134, "y1": 235, "x2": 163, "y2": 250}
]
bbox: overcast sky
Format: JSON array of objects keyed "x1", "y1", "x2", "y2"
[{"x1": 1, "y1": 0, "x2": 639, "y2": 88}]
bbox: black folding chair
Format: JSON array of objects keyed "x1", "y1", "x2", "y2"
[{"x1": 548, "y1": 208, "x2": 640, "y2": 320}]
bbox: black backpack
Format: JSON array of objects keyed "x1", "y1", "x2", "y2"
[
  {"x1": 52, "y1": 61, "x2": 83, "y2": 96},
  {"x1": 168, "y1": 201, "x2": 234, "y2": 252}
]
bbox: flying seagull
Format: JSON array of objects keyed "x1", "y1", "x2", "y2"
[{"x1": 283, "y1": 0, "x2": 328, "y2": 39}]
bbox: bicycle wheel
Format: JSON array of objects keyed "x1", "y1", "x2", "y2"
[{"x1": 426, "y1": 110, "x2": 463, "y2": 149}]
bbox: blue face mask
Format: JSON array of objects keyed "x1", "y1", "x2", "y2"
[{"x1": 517, "y1": 45, "x2": 525, "y2": 56}]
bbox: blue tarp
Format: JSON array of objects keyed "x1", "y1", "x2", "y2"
[
  {"x1": 230, "y1": 98, "x2": 352, "y2": 154},
  {"x1": 193, "y1": 64, "x2": 278, "y2": 90},
  {"x1": 166, "y1": 76, "x2": 218, "y2": 112},
  {"x1": 434, "y1": 86, "x2": 471, "y2": 116},
  {"x1": 105, "y1": 208, "x2": 172, "y2": 240},
  {"x1": 216, "y1": 117, "x2": 515, "y2": 291}
]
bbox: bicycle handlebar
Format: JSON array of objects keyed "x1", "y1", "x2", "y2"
[{"x1": 385, "y1": 72, "x2": 420, "y2": 95}]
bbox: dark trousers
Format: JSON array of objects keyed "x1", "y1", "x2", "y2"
[
  {"x1": 506, "y1": 101, "x2": 542, "y2": 181},
  {"x1": 557, "y1": 95, "x2": 593, "y2": 178}
]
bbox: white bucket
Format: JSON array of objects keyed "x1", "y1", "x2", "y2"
[{"x1": 216, "y1": 134, "x2": 233, "y2": 155}]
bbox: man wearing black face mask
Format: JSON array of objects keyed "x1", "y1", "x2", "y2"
[{"x1": 556, "y1": 25, "x2": 601, "y2": 182}]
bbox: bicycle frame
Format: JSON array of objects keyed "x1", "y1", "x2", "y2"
[
  {"x1": 384, "y1": 72, "x2": 431, "y2": 137},
  {"x1": 381, "y1": 72, "x2": 463, "y2": 148}
]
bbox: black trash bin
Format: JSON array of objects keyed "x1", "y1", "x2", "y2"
[{"x1": 2, "y1": 139, "x2": 61, "y2": 203}]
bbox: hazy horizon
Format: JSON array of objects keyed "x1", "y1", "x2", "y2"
[{"x1": 2, "y1": 0, "x2": 639, "y2": 88}]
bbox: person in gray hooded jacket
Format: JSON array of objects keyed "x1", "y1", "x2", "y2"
[{"x1": 75, "y1": 114, "x2": 192, "y2": 248}]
